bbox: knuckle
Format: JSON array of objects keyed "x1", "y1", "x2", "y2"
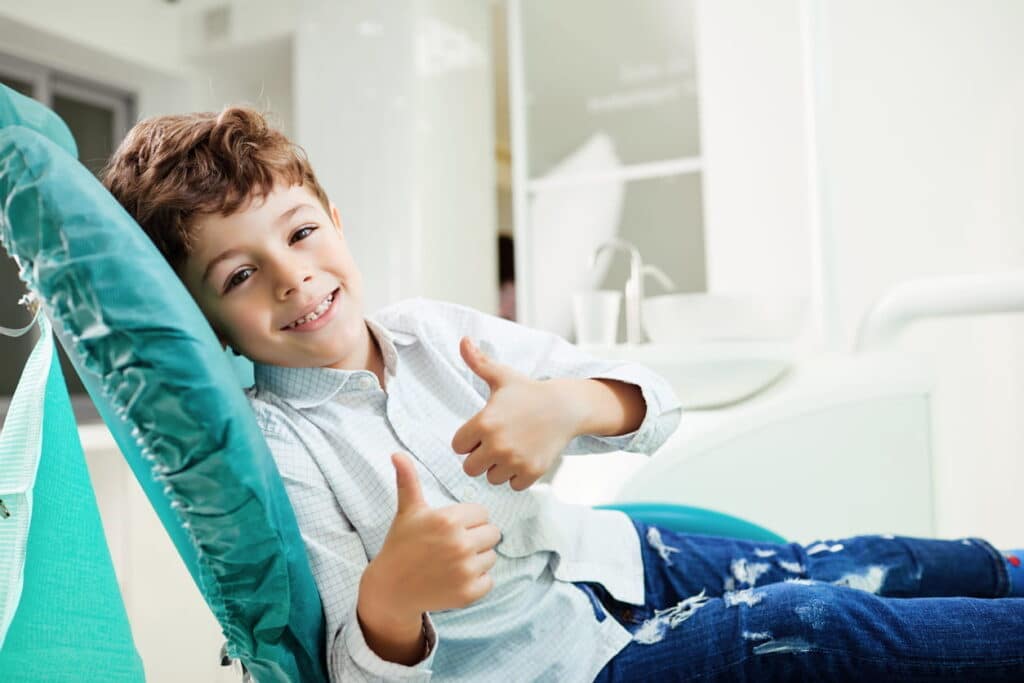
[
  {"x1": 452, "y1": 537, "x2": 473, "y2": 557},
  {"x1": 434, "y1": 512, "x2": 459, "y2": 533}
]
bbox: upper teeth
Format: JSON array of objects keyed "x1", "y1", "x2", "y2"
[{"x1": 288, "y1": 293, "x2": 334, "y2": 328}]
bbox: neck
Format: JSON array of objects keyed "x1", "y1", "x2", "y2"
[{"x1": 328, "y1": 321, "x2": 385, "y2": 383}]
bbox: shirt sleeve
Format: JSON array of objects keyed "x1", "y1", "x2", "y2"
[
  {"x1": 428, "y1": 299, "x2": 683, "y2": 456},
  {"x1": 257, "y1": 409, "x2": 440, "y2": 682}
]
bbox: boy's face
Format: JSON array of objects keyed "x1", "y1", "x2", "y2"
[{"x1": 181, "y1": 182, "x2": 368, "y2": 369}]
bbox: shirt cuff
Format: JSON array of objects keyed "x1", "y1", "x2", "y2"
[
  {"x1": 343, "y1": 607, "x2": 438, "y2": 680},
  {"x1": 575, "y1": 366, "x2": 672, "y2": 453}
]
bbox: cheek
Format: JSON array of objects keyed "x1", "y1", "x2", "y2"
[
  {"x1": 229, "y1": 303, "x2": 267, "y2": 332},
  {"x1": 214, "y1": 294, "x2": 266, "y2": 337}
]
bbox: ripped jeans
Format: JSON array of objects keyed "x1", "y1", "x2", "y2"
[{"x1": 576, "y1": 519, "x2": 1024, "y2": 682}]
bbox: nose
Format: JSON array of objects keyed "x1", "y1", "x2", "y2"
[{"x1": 271, "y1": 253, "x2": 313, "y2": 301}]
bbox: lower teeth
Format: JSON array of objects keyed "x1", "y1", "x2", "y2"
[{"x1": 293, "y1": 296, "x2": 333, "y2": 328}]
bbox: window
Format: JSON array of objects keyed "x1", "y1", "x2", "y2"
[
  {"x1": 502, "y1": 0, "x2": 703, "y2": 343},
  {"x1": 0, "y1": 52, "x2": 134, "y2": 424}
]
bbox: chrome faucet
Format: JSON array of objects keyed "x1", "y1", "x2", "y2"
[
  {"x1": 590, "y1": 239, "x2": 678, "y2": 345},
  {"x1": 591, "y1": 238, "x2": 645, "y2": 345}
]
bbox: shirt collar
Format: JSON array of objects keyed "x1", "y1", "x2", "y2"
[{"x1": 253, "y1": 314, "x2": 417, "y2": 409}]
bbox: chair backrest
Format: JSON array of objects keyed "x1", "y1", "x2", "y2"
[
  {"x1": 0, "y1": 83, "x2": 328, "y2": 682},
  {"x1": 0, "y1": 315, "x2": 145, "y2": 681}
]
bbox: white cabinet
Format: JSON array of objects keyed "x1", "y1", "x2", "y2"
[{"x1": 79, "y1": 423, "x2": 241, "y2": 683}]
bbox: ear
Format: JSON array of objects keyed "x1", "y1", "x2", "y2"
[{"x1": 330, "y1": 203, "x2": 343, "y2": 232}]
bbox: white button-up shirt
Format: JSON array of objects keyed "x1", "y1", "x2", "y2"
[{"x1": 246, "y1": 298, "x2": 682, "y2": 682}]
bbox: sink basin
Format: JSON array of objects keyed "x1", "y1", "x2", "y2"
[
  {"x1": 581, "y1": 342, "x2": 796, "y2": 409},
  {"x1": 642, "y1": 293, "x2": 807, "y2": 343}
]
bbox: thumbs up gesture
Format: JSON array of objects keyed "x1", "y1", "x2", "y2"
[
  {"x1": 451, "y1": 337, "x2": 582, "y2": 491},
  {"x1": 360, "y1": 453, "x2": 502, "y2": 624}
]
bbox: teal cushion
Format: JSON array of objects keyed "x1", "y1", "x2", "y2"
[
  {"x1": 0, "y1": 84, "x2": 76, "y2": 157},
  {"x1": 596, "y1": 502, "x2": 787, "y2": 544},
  {"x1": 0, "y1": 100, "x2": 327, "y2": 680}
]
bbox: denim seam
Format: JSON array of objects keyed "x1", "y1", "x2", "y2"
[{"x1": 968, "y1": 536, "x2": 1011, "y2": 597}]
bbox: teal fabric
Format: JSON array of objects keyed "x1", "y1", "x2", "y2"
[
  {"x1": 0, "y1": 84, "x2": 76, "y2": 157},
  {"x1": 595, "y1": 502, "x2": 787, "y2": 544},
  {"x1": 0, "y1": 318, "x2": 145, "y2": 681},
  {"x1": 0, "y1": 314, "x2": 50, "y2": 648},
  {"x1": 0, "y1": 84, "x2": 327, "y2": 682}
]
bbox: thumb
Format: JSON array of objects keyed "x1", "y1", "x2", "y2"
[
  {"x1": 392, "y1": 452, "x2": 425, "y2": 514},
  {"x1": 459, "y1": 336, "x2": 507, "y2": 388}
]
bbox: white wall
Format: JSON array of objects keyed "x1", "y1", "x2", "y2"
[
  {"x1": 0, "y1": 0, "x2": 183, "y2": 75},
  {"x1": 696, "y1": 0, "x2": 1024, "y2": 546},
  {"x1": 695, "y1": 0, "x2": 811, "y2": 303},
  {"x1": 294, "y1": 0, "x2": 498, "y2": 316},
  {"x1": 824, "y1": 0, "x2": 1024, "y2": 546}
]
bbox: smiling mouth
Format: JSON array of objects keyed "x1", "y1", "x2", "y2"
[{"x1": 283, "y1": 288, "x2": 339, "y2": 329}]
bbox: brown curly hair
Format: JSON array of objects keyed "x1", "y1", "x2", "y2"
[{"x1": 102, "y1": 106, "x2": 331, "y2": 272}]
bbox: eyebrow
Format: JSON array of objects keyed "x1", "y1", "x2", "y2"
[{"x1": 201, "y1": 203, "x2": 317, "y2": 286}]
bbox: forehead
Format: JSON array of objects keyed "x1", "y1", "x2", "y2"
[{"x1": 192, "y1": 184, "x2": 321, "y2": 248}]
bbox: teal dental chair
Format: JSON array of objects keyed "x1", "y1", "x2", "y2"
[{"x1": 0, "y1": 84, "x2": 783, "y2": 682}]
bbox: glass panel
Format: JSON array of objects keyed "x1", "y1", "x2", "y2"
[
  {"x1": 521, "y1": 0, "x2": 699, "y2": 178},
  {"x1": 53, "y1": 93, "x2": 116, "y2": 178},
  {"x1": 529, "y1": 172, "x2": 704, "y2": 342},
  {"x1": 598, "y1": 173, "x2": 705, "y2": 295}
]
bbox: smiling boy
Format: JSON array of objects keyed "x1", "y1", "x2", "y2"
[
  {"x1": 103, "y1": 107, "x2": 684, "y2": 681},
  {"x1": 104, "y1": 107, "x2": 1024, "y2": 683}
]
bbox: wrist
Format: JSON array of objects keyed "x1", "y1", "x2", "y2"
[
  {"x1": 553, "y1": 377, "x2": 645, "y2": 438},
  {"x1": 545, "y1": 378, "x2": 591, "y2": 437},
  {"x1": 358, "y1": 563, "x2": 421, "y2": 628}
]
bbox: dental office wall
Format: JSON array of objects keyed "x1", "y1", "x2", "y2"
[{"x1": 697, "y1": 0, "x2": 1024, "y2": 548}]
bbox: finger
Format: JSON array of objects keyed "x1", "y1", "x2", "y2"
[
  {"x1": 464, "y1": 522, "x2": 502, "y2": 551},
  {"x1": 459, "y1": 336, "x2": 505, "y2": 389},
  {"x1": 469, "y1": 549, "x2": 498, "y2": 576},
  {"x1": 509, "y1": 473, "x2": 537, "y2": 492},
  {"x1": 485, "y1": 463, "x2": 514, "y2": 487},
  {"x1": 391, "y1": 452, "x2": 425, "y2": 514},
  {"x1": 447, "y1": 502, "x2": 491, "y2": 528},
  {"x1": 451, "y1": 413, "x2": 484, "y2": 455},
  {"x1": 462, "y1": 445, "x2": 495, "y2": 478},
  {"x1": 464, "y1": 572, "x2": 495, "y2": 605}
]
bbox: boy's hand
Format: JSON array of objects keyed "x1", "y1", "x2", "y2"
[
  {"x1": 451, "y1": 337, "x2": 583, "y2": 491},
  {"x1": 360, "y1": 453, "x2": 501, "y2": 625}
]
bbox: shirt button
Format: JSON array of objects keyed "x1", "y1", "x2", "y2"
[
  {"x1": 461, "y1": 485, "x2": 475, "y2": 500},
  {"x1": 356, "y1": 375, "x2": 375, "y2": 391}
]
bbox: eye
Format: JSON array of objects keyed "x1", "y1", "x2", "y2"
[
  {"x1": 224, "y1": 268, "x2": 253, "y2": 293},
  {"x1": 290, "y1": 224, "x2": 317, "y2": 244}
]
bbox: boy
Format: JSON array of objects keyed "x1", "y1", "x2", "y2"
[{"x1": 103, "y1": 107, "x2": 1024, "y2": 682}]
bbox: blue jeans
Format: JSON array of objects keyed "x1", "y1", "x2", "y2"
[{"x1": 575, "y1": 519, "x2": 1024, "y2": 682}]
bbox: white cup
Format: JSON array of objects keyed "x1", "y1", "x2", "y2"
[{"x1": 572, "y1": 290, "x2": 622, "y2": 346}]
